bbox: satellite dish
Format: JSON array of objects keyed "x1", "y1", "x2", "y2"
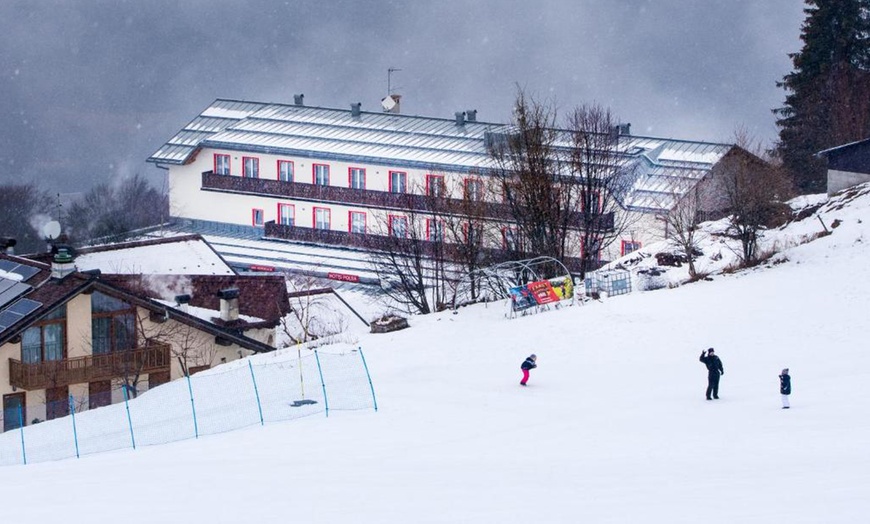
[
  {"x1": 42, "y1": 220, "x2": 61, "y2": 240},
  {"x1": 381, "y1": 95, "x2": 397, "y2": 112}
]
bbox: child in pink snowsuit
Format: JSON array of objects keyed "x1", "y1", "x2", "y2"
[{"x1": 520, "y1": 354, "x2": 537, "y2": 386}]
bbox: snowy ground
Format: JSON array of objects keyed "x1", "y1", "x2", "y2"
[{"x1": 2, "y1": 188, "x2": 870, "y2": 523}]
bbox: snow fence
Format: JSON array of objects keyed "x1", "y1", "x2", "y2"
[{"x1": 0, "y1": 348, "x2": 377, "y2": 466}]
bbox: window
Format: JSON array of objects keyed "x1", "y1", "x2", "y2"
[
  {"x1": 252, "y1": 209, "x2": 264, "y2": 227},
  {"x1": 503, "y1": 227, "x2": 519, "y2": 250},
  {"x1": 426, "y1": 174, "x2": 446, "y2": 197},
  {"x1": 349, "y1": 167, "x2": 366, "y2": 190},
  {"x1": 427, "y1": 219, "x2": 445, "y2": 242},
  {"x1": 278, "y1": 160, "x2": 295, "y2": 182},
  {"x1": 243, "y1": 157, "x2": 259, "y2": 178},
  {"x1": 621, "y1": 240, "x2": 642, "y2": 256},
  {"x1": 583, "y1": 190, "x2": 602, "y2": 214},
  {"x1": 314, "y1": 207, "x2": 331, "y2": 230},
  {"x1": 389, "y1": 215, "x2": 408, "y2": 238},
  {"x1": 313, "y1": 164, "x2": 330, "y2": 186},
  {"x1": 464, "y1": 178, "x2": 483, "y2": 201},
  {"x1": 214, "y1": 154, "x2": 231, "y2": 175},
  {"x1": 91, "y1": 292, "x2": 136, "y2": 355},
  {"x1": 464, "y1": 223, "x2": 483, "y2": 245},
  {"x1": 389, "y1": 171, "x2": 407, "y2": 193},
  {"x1": 349, "y1": 211, "x2": 367, "y2": 234},
  {"x1": 278, "y1": 203, "x2": 295, "y2": 226},
  {"x1": 21, "y1": 305, "x2": 66, "y2": 364}
]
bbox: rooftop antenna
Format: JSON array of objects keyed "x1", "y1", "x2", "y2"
[{"x1": 382, "y1": 67, "x2": 403, "y2": 113}]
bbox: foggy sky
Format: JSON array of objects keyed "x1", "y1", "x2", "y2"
[{"x1": 0, "y1": 0, "x2": 806, "y2": 195}]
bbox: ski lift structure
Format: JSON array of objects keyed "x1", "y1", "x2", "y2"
[{"x1": 452, "y1": 256, "x2": 575, "y2": 318}]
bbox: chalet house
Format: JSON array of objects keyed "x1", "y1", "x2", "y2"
[
  {"x1": 818, "y1": 138, "x2": 870, "y2": 195},
  {"x1": 0, "y1": 247, "x2": 290, "y2": 432},
  {"x1": 147, "y1": 98, "x2": 746, "y2": 270}
]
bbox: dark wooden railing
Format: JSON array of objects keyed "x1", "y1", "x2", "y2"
[
  {"x1": 8, "y1": 343, "x2": 171, "y2": 391},
  {"x1": 264, "y1": 222, "x2": 586, "y2": 272},
  {"x1": 201, "y1": 171, "x2": 614, "y2": 231}
]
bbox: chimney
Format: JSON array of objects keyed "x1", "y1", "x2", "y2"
[
  {"x1": 455, "y1": 111, "x2": 466, "y2": 127},
  {"x1": 466, "y1": 109, "x2": 478, "y2": 122},
  {"x1": 216, "y1": 288, "x2": 239, "y2": 322},
  {"x1": 616, "y1": 123, "x2": 631, "y2": 136},
  {"x1": 50, "y1": 244, "x2": 76, "y2": 279},
  {"x1": 294, "y1": 94, "x2": 304, "y2": 106},
  {"x1": 351, "y1": 102, "x2": 362, "y2": 118},
  {"x1": 175, "y1": 294, "x2": 191, "y2": 313},
  {"x1": 0, "y1": 238, "x2": 15, "y2": 255}
]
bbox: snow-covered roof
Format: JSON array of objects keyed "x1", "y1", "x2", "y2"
[
  {"x1": 72, "y1": 235, "x2": 235, "y2": 275},
  {"x1": 148, "y1": 98, "x2": 735, "y2": 212}
]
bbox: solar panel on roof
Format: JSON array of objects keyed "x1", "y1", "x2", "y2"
[
  {"x1": 0, "y1": 260, "x2": 17, "y2": 272},
  {"x1": 11, "y1": 265, "x2": 39, "y2": 281},
  {"x1": 0, "y1": 278, "x2": 16, "y2": 294},
  {"x1": 0, "y1": 298, "x2": 41, "y2": 333},
  {"x1": 6, "y1": 298, "x2": 41, "y2": 315},
  {"x1": 0, "y1": 282, "x2": 31, "y2": 309}
]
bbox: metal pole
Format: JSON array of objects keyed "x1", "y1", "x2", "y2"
[
  {"x1": 122, "y1": 385, "x2": 136, "y2": 450},
  {"x1": 17, "y1": 404, "x2": 26, "y2": 465},
  {"x1": 248, "y1": 360, "x2": 264, "y2": 426},
  {"x1": 358, "y1": 347, "x2": 378, "y2": 412},
  {"x1": 297, "y1": 343, "x2": 305, "y2": 400},
  {"x1": 314, "y1": 350, "x2": 329, "y2": 418},
  {"x1": 186, "y1": 373, "x2": 199, "y2": 439},
  {"x1": 69, "y1": 395, "x2": 80, "y2": 459}
]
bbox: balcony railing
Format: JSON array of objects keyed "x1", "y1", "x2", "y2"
[
  {"x1": 201, "y1": 171, "x2": 614, "y2": 231},
  {"x1": 264, "y1": 222, "x2": 586, "y2": 272},
  {"x1": 8, "y1": 343, "x2": 171, "y2": 391}
]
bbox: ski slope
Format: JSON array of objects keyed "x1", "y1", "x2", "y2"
[{"x1": 2, "y1": 188, "x2": 869, "y2": 523}]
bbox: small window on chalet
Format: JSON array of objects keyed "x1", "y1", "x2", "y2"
[
  {"x1": 278, "y1": 160, "x2": 294, "y2": 182},
  {"x1": 214, "y1": 154, "x2": 231, "y2": 176},
  {"x1": 243, "y1": 157, "x2": 259, "y2": 178}
]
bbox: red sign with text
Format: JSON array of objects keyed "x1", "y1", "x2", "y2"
[{"x1": 327, "y1": 272, "x2": 360, "y2": 283}]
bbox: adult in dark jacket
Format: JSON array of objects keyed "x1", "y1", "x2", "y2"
[
  {"x1": 779, "y1": 368, "x2": 791, "y2": 409},
  {"x1": 520, "y1": 354, "x2": 537, "y2": 386},
  {"x1": 699, "y1": 348, "x2": 724, "y2": 400}
]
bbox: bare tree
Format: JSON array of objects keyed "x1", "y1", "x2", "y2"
[
  {"x1": 716, "y1": 131, "x2": 794, "y2": 266},
  {"x1": 567, "y1": 104, "x2": 638, "y2": 276},
  {"x1": 664, "y1": 186, "x2": 703, "y2": 279},
  {"x1": 488, "y1": 90, "x2": 568, "y2": 268},
  {"x1": 488, "y1": 92, "x2": 636, "y2": 278},
  {"x1": 66, "y1": 173, "x2": 168, "y2": 244},
  {"x1": 366, "y1": 182, "x2": 449, "y2": 315}
]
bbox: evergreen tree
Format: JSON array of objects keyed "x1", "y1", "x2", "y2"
[{"x1": 774, "y1": 0, "x2": 870, "y2": 194}]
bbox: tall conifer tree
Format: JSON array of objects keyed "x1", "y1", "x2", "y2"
[{"x1": 774, "y1": 0, "x2": 870, "y2": 194}]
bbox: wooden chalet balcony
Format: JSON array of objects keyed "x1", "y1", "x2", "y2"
[
  {"x1": 8, "y1": 343, "x2": 171, "y2": 391},
  {"x1": 201, "y1": 171, "x2": 614, "y2": 231}
]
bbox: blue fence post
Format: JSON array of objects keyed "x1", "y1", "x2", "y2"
[
  {"x1": 17, "y1": 404, "x2": 26, "y2": 465},
  {"x1": 122, "y1": 385, "x2": 137, "y2": 450},
  {"x1": 358, "y1": 346, "x2": 378, "y2": 412},
  {"x1": 248, "y1": 360, "x2": 264, "y2": 426},
  {"x1": 69, "y1": 395, "x2": 80, "y2": 459},
  {"x1": 186, "y1": 373, "x2": 199, "y2": 439},
  {"x1": 314, "y1": 350, "x2": 329, "y2": 418}
]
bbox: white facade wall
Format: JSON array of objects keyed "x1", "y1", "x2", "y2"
[
  {"x1": 172, "y1": 147, "x2": 488, "y2": 237},
  {"x1": 827, "y1": 169, "x2": 870, "y2": 196}
]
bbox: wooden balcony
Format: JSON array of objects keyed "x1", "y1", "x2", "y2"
[
  {"x1": 264, "y1": 222, "x2": 586, "y2": 272},
  {"x1": 8, "y1": 343, "x2": 171, "y2": 391},
  {"x1": 201, "y1": 171, "x2": 614, "y2": 231}
]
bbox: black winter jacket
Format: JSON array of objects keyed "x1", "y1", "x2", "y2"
[
  {"x1": 780, "y1": 373, "x2": 791, "y2": 395},
  {"x1": 521, "y1": 357, "x2": 537, "y2": 370},
  {"x1": 700, "y1": 353, "x2": 724, "y2": 376}
]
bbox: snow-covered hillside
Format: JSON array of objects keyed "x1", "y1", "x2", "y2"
[{"x1": 3, "y1": 187, "x2": 870, "y2": 523}]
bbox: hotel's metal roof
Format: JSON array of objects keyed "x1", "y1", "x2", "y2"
[{"x1": 148, "y1": 98, "x2": 734, "y2": 212}]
